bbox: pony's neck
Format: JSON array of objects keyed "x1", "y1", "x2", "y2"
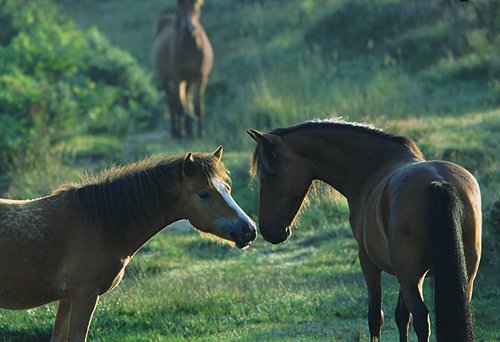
[
  {"x1": 286, "y1": 128, "x2": 421, "y2": 199},
  {"x1": 117, "y1": 188, "x2": 184, "y2": 258}
]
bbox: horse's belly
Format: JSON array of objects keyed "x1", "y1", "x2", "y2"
[
  {"x1": 0, "y1": 280, "x2": 63, "y2": 309},
  {"x1": 0, "y1": 241, "x2": 67, "y2": 309},
  {"x1": 0, "y1": 295, "x2": 60, "y2": 310}
]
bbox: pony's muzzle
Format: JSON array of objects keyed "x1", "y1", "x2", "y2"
[
  {"x1": 228, "y1": 219, "x2": 257, "y2": 249},
  {"x1": 259, "y1": 224, "x2": 291, "y2": 245}
]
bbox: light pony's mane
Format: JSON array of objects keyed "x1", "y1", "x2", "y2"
[{"x1": 54, "y1": 153, "x2": 229, "y2": 235}]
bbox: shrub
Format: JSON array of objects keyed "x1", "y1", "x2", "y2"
[{"x1": 0, "y1": 0, "x2": 160, "y2": 171}]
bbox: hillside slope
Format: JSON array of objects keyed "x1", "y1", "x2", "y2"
[{"x1": 59, "y1": 0, "x2": 499, "y2": 146}]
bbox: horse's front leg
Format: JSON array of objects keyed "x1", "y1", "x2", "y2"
[
  {"x1": 67, "y1": 289, "x2": 100, "y2": 342},
  {"x1": 175, "y1": 81, "x2": 187, "y2": 138},
  {"x1": 193, "y1": 77, "x2": 207, "y2": 138},
  {"x1": 359, "y1": 248, "x2": 384, "y2": 342},
  {"x1": 183, "y1": 81, "x2": 194, "y2": 137},
  {"x1": 50, "y1": 299, "x2": 70, "y2": 342}
]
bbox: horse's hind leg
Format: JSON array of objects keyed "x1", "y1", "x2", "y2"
[
  {"x1": 395, "y1": 290, "x2": 411, "y2": 342},
  {"x1": 50, "y1": 299, "x2": 70, "y2": 342},
  {"x1": 359, "y1": 248, "x2": 384, "y2": 341},
  {"x1": 399, "y1": 279, "x2": 430, "y2": 342}
]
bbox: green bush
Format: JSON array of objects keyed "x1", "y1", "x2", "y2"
[{"x1": 0, "y1": 0, "x2": 160, "y2": 170}]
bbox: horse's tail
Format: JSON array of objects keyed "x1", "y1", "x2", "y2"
[{"x1": 427, "y1": 181, "x2": 474, "y2": 341}]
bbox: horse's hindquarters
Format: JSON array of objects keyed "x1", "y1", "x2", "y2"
[{"x1": 383, "y1": 161, "x2": 481, "y2": 280}]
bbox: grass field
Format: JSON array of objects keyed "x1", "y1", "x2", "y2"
[
  {"x1": 0, "y1": 174, "x2": 497, "y2": 341},
  {"x1": 1, "y1": 0, "x2": 499, "y2": 340},
  {"x1": 1, "y1": 122, "x2": 498, "y2": 340}
]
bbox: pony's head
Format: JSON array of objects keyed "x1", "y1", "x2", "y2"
[
  {"x1": 180, "y1": 146, "x2": 256, "y2": 248},
  {"x1": 176, "y1": 0, "x2": 204, "y2": 38},
  {"x1": 248, "y1": 130, "x2": 314, "y2": 244}
]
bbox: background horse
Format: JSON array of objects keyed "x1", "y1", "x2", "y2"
[
  {"x1": 248, "y1": 120, "x2": 481, "y2": 342},
  {"x1": 0, "y1": 146, "x2": 255, "y2": 341},
  {"x1": 152, "y1": 0, "x2": 213, "y2": 139}
]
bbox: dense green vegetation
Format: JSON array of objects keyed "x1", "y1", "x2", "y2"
[
  {"x1": 0, "y1": 0, "x2": 498, "y2": 340},
  {"x1": 0, "y1": 0, "x2": 161, "y2": 193}
]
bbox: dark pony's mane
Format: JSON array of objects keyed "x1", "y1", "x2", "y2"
[
  {"x1": 251, "y1": 119, "x2": 424, "y2": 176},
  {"x1": 54, "y1": 153, "x2": 229, "y2": 234}
]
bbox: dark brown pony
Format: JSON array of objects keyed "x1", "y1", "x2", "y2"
[
  {"x1": 152, "y1": 0, "x2": 213, "y2": 139},
  {"x1": 248, "y1": 120, "x2": 481, "y2": 342},
  {"x1": 0, "y1": 146, "x2": 256, "y2": 341}
]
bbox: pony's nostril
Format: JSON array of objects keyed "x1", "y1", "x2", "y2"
[
  {"x1": 229, "y1": 231, "x2": 238, "y2": 241},
  {"x1": 245, "y1": 228, "x2": 256, "y2": 241}
]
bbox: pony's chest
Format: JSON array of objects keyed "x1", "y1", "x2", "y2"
[
  {"x1": 174, "y1": 48, "x2": 204, "y2": 72},
  {"x1": 102, "y1": 268, "x2": 125, "y2": 294},
  {"x1": 177, "y1": 59, "x2": 204, "y2": 78},
  {"x1": 98, "y1": 257, "x2": 131, "y2": 295}
]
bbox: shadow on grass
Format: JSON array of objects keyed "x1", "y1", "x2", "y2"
[{"x1": 0, "y1": 326, "x2": 51, "y2": 342}]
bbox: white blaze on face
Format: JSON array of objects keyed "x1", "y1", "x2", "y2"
[{"x1": 212, "y1": 178, "x2": 253, "y2": 223}]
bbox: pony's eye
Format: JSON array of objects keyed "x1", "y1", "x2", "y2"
[{"x1": 197, "y1": 190, "x2": 211, "y2": 200}]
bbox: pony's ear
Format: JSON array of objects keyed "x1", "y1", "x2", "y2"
[
  {"x1": 247, "y1": 129, "x2": 261, "y2": 143},
  {"x1": 212, "y1": 145, "x2": 223, "y2": 162},
  {"x1": 183, "y1": 152, "x2": 196, "y2": 177},
  {"x1": 247, "y1": 129, "x2": 281, "y2": 146}
]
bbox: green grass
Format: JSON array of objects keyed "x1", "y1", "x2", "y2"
[
  {"x1": 1, "y1": 0, "x2": 499, "y2": 340},
  {"x1": 2, "y1": 140, "x2": 498, "y2": 341}
]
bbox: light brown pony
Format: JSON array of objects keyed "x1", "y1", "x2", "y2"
[
  {"x1": 0, "y1": 146, "x2": 256, "y2": 341},
  {"x1": 248, "y1": 120, "x2": 481, "y2": 342},
  {"x1": 152, "y1": 0, "x2": 213, "y2": 139}
]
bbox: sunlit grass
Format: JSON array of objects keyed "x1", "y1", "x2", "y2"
[{"x1": 2, "y1": 109, "x2": 499, "y2": 342}]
